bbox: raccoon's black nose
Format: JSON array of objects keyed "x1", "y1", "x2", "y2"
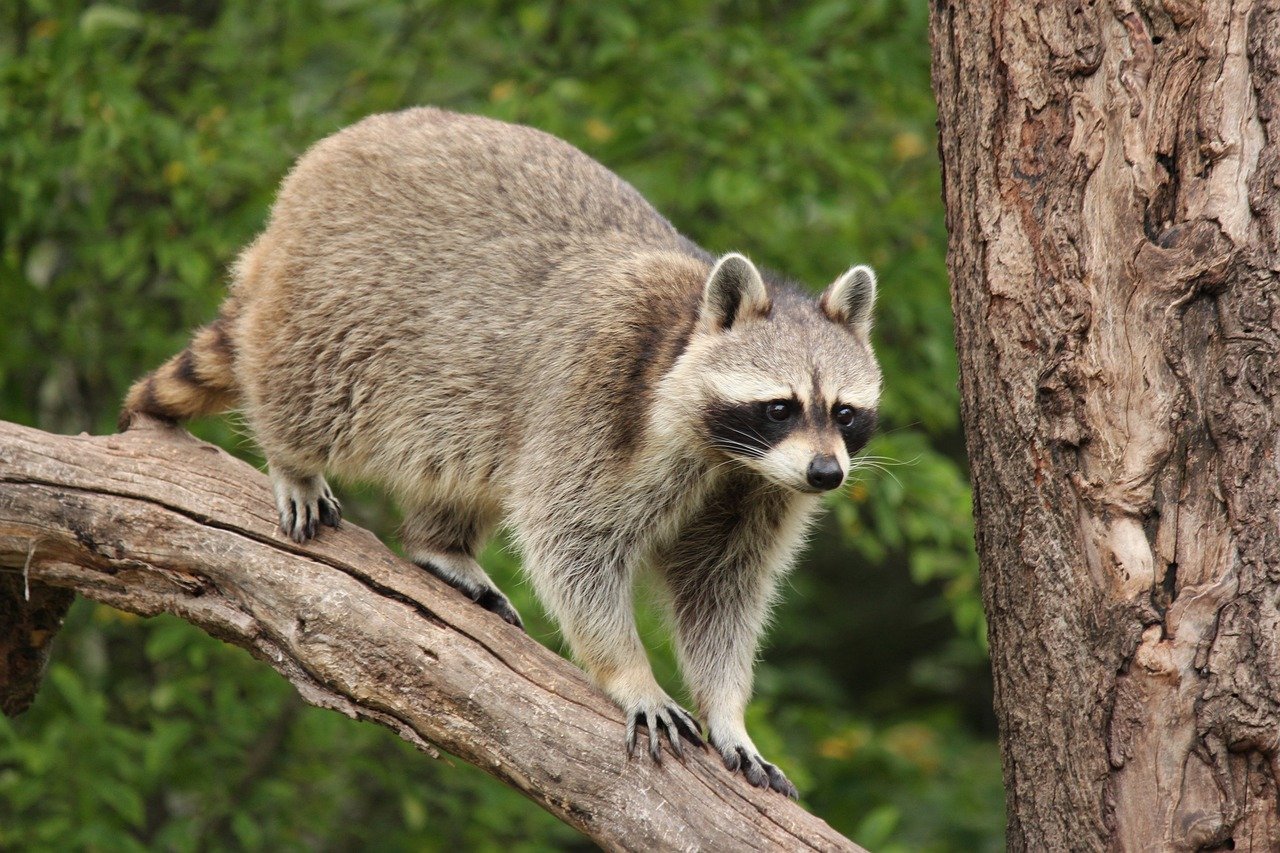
[{"x1": 807, "y1": 455, "x2": 844, "y2": 491}]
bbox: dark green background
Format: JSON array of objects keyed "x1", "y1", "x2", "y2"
[{"x1": 0, "y1": 1, "x2": 1003, "y2": 850}]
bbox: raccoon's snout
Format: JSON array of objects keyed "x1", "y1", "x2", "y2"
[{"x1": 806, "y1": 454, "x2": 844, "y2": 491}]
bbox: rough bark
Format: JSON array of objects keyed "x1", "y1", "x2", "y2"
[
  {"x1": 932, "y1": 1, "x2": 1280, "y2": 850},
  {"x1": 0, "y1": 418, "x2": 860, "y2": 853},
  {"x1": 1, "y1": 570, "x2": 72, "y2": 716}
]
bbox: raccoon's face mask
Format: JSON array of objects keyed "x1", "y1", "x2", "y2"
[{"x1": 691, "y1": 254, "x2": 882, "y2": 494}]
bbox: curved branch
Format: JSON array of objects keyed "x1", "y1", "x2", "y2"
[{"x1": 0, "y1": 418, "x2": 860, "y2": 852}]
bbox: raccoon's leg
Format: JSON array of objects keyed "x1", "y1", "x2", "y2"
[
  {"x1": 270, "y1": 466, "x2": 342, "y2": 543},
  {"x1": 660, "y1": 491, "x2": 813, "y2": 797},
  {"x1": 665, "y1": 555, "x2": 797, "y2": 796},
  {"x1": 520, "y1": 536, "x2": 702, "y2": 760},
  {"x1": 400, "y1": 500, "x2": 522, "y2": 629}
]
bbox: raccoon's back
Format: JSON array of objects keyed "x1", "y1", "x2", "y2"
[
  {"x1": 229, "y1": 108, "x2": 702, "y2": 493},
  {"x1": 235, "y1": 107, "x2": 691, "y2": 380},
  {"x1": 269, "y1": 107, "x2": 681, "y2": 264}
]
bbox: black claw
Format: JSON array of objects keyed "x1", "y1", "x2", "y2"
[
  {"x1": 473, "y1": 588, "x2": 524, "y2": 630},
  {"x1": 737, "y1": 747, "x2": 768, "y2": 788},
  {"x1": 318, "y1": 496, "x2": 342, "y2": 528},
  {"x1": 281, "y1": 487, "x2": 343, "y2": 542},
  {"x1": 654, "y1": 710, "x2": 683, "y2": 759},
  {"x1": 627, "y1": 704, "x2": 704, "y2": 762},
  {"x1": 764, "y1": 761, "x2": 785, "y2": 792},
  {"x1": 283, "y1": 499, "x2": 298, "y2": 539},
  {"x1": 711, "y1": 738, "x2": 793, "y2": 793},
  {"x1": 663, "y1": 718, "x2": 684, "y2": 759},
  {"x1": 499, "y1": 606, "x2": 524, "y2": 630},
  {"x1": 669, "y1": 710, "x2": 705, "y2": 748}
]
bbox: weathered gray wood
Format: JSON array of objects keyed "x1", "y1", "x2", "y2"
[
  {"x1": 0, "y1": 418, "x2": 860, "y2": 852},
  {"x1": 932, "y1": 2, "x2": 1280, "y2": 849}
]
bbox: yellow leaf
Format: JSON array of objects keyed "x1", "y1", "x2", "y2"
[
  {"x1": 163, "y1": 161, "x2": 187, "y2": 185},
  {"x1": 892, "y1": 131, "x2": 927, "y2": 161},
  {"x1": 490, "y1": 80, "x2": 517, "y2": 103},
  {"x1": 585, "y1": 118, "x2": 615, "y2": 143},
  {"x1": 818, "y1": 736, "x2": 853, "y2": 760},
  {"x1": 817, "y1": 725, "x2": 871, "y2": 760},
  {"x1": 884, "y1": 722, "x2": 940, "y2": 773},
  {"x1": 32, "y1": 19, "x2": 62, "y2": 39}
]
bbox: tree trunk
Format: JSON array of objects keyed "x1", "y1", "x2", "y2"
[
  {"x1": 931, "y1": 1, "x2": 1280, "y2": 849},
  {"x1": 0, "y1": 418, "x2": 861, "y2": 853}
]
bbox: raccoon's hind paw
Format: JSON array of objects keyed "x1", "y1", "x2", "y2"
[
  {"x1": 411, "y1": 554, "x2": 524, "y2": 631},
  {"x1": 472, "y1": 587, "x2": 524, "y2": 630},
  {"x1": 625, "y1": 700, "x2": 704, "y2": 762},
  {"x1": 709, "y1": 730, "x2": 798, "y2": 798},
  {"x1": 273, "y1": 473, "x2": 342, "y2": 543},
  {"x1": 316, "y1": 484, "x2": 342, "y2": 528}
]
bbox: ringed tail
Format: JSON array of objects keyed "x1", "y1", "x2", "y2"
[{"x1": 119, "y1": 314, "x2": 239, "y2": 431}]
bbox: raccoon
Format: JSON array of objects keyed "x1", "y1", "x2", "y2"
[{"x1": 120, "y1": 107, "x2": 881, "y2": 797}]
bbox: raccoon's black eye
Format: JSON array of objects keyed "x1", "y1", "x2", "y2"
[
  {"x1": 764, "y1": 400, "x2": 794, "y2": 422},
  {"x1": 834, "y1": 405, "x2": 856, "y2": 427}
]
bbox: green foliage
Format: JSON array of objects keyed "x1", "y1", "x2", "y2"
[
  {"x1": 1, "y1": 0, "x2": 1002, "y2": 849},
  {"x1": 0, "y1": 605, "x2": 583, "y2": 852}
]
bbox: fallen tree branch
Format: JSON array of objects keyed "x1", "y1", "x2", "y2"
[{"x1": 0, "y1": 418, "x2": 861, "y2": 852}]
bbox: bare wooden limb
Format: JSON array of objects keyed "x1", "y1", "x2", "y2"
[{"x1": 0, "y1": 418, "x2": 859, "y2": 852}]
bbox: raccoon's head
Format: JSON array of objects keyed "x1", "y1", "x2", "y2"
[{"x1": 670, "y1": 253, "x2": 881, "y2": 494}]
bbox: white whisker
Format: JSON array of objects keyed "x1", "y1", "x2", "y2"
[{"x1": 848, "y1": 459, "x2": 903, "y2": 487}]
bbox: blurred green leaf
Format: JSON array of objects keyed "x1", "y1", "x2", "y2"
[
  {"x1": 857, "y1": 804, "x2": 902, "y2": 848},
  {"x1": 98, "y1": 783, "x2": 145, "y2": 828},
  {"x1": 79, "y1": 5, "x2": 143, "y2": 36}
]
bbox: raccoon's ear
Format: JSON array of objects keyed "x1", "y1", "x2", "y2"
[
  {"x1": 820, "y1": 264, "x2": 877, "y2": 337},
  {"x1": 700, "y1": 253, "x2": 771, "y2": 332}
]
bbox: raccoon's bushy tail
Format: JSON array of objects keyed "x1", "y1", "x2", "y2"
[{"x1": 118, "y1": 313, "x2": 240, "y2": 431}]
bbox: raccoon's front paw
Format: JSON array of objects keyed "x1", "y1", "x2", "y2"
[
  {"x1": 273, "y1": 474, "x2": 342, "y2": 543},
  {"x1": 708, "y1": 728, "x2": 798, "y2": 798},
  {"x1": 624, "y1": 697, "x2": 704, "y2": 762}
]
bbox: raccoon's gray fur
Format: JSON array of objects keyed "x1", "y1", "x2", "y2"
[{"x1": 121, "y1": 107, "x2": 882, "y2": 796}]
